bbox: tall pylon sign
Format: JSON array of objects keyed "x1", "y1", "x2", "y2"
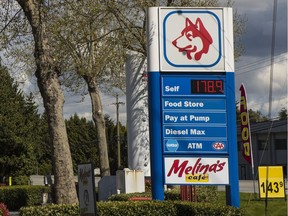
[{"x1": 147, "y1": 7, "x2": 239, "y2": 207}]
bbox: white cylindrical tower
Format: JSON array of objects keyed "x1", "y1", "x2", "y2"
[{"x1": 126, "y1": 53, "x2": 150, "y2": 176}]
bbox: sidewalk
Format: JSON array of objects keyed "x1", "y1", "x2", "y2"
[{"x1": 217, "y1": 180, "x2": 259, "y2": 193}]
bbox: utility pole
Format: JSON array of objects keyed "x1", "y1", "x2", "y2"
[
  {"x1": 268, "y1": 0, "x2": 277, "y2": 119},
  {"x1": 114, "y1": 94, "x2": 125, "y2": 169}
]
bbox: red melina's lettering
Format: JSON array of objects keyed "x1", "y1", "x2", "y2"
[{"x1": 167, "y1": 158, "x2": 226, "y2": 177}]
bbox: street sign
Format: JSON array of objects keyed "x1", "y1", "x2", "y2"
[
  {"x1": 78, "y1": 163, "x2": 97, "y2": 216},
  {"x1": 258, "y1": 166, "x2": 285, "y2": 199},
  {"x1": 147, "y1": 7, "x2": 239, "y2": 207}
]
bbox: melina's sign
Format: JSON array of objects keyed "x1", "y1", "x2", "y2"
[{"x1": 164, "y1": 157, "x2": 229, "y2": 184}]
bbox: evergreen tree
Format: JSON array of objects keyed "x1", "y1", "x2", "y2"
[
  {"x1": 105, "y1": 115, "x2": 117, "y2": 174},
  {"x1": 0, "y1": 65, "x2": 44, "y2": 184},
  {"x1": 104, "y1": 115, "x2": 127, "y2": 175},
  {"x1": 65, "y1": 114, "x2": 127, "y2": 175},
  {"x1": 65, "y1": 114, "x2": 99, "y2": 173},
  {"x1": 34, "y1": 112, "x2": 52, "y2": 175}
]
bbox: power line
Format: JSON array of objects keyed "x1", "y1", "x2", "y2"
[{"x1": 235, "y1": 56, "x2": 286, "y2": 76}]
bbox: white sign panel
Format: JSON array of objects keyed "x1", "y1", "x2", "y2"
[
  {"x1": 164, "y1": 157, "x2": 229, "y2": 184},
  {"x1": 159, "y1": 8, "x2": 233, "y2": 72},
  {"x1": 78, "y1": 163, "x2": 96, "y2": 216}
]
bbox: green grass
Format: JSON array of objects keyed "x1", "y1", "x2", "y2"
[{"x1": 218, "y1": 192, "x2": 287, "y2": 216}]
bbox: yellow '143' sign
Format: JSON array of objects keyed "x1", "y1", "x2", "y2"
[{"x1": 258, "y1": 166, "x2": 285, "y2": 199}]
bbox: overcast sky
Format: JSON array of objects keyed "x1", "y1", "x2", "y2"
[
  {"x1": 233, "y1": 0, "x2": 287, "y2": 119},
  {"x1": 21, "y1": 1, "x2": 287, "y2": 124}
]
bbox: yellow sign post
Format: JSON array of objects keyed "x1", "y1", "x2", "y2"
[{"x1": 258, "y1": 166, "x2": 285, "y2": 199}]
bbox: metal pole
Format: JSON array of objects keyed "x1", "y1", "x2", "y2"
[
  {"x1": 268, "y1": 0, "x2": 277, "y2": 119},
  {"x1": 115, "y1": 94, "x2": 124, "y2": 169},
  {"x1": 116, "y1": 94, "x2": 121, "y2": 169}
]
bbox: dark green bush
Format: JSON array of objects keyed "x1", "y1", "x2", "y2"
[
  {"x1": 20, "y1": 204, "x2": 79, "y2": 216},
  {"x1": 194, "y1": 186, "x2": 219, "y2": 203},
  {"x1": 14, "y1": 176, "x2": 30, "y2": 186},
  {"x1": 108, "y1": 192, "x2": 151, "y2": 201},
  {"x1": 98, "y1": 201, "x2": 176, "y2": 216},
  {"x1": 108, "y1": 186, "x2": 218, "y2": 203},
  {"x1": 0, "y1": 185, "x2": 50, "y2": 211},
  {"x1": 20, "y1": 201, "x2": 244, "y2": 216},
  {"x1": 165, "y1": 188, "x2": 181, "y2": 200}
]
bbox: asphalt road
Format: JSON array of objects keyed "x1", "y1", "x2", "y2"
[{"x1": 218, "y1": 180, "x2": 288, "y2": 194}]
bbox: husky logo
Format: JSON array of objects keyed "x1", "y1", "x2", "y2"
[{"x1": 172, "y1": 17, "x2": 213, "y2": 61}]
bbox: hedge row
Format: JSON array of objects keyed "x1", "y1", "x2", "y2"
[
  {"x1": 0, "y1": 186, "x2": 50, "y2": 211},
  {"x1": 108, "y1": 186, "x2": 219, "y2": 203},
  {"x1": 20, "y1": 201, "x2": 243, "y2": 216}
]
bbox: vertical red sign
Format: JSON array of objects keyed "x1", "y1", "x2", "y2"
[{"x1": 239, "y1": 83, "x2": 252, "y2": 165}]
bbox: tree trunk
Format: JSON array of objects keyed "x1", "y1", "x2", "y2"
[
  {"x1": 16, "y1": 0, "x2": 78, "y2": 204},
  {"x1": 84, "y1": 75, "x2": 110, "y2": 177}
]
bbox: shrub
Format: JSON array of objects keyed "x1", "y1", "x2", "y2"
[
  {"x1": 20, "y1": 201, "x2": 243, "y2": 216},
  {"x1": 109, "y1": 186, "x2": 218, "y2": 203},
  {"x1": 20, "y1": 204, "x2": 79, "y2": 216},
  {"x1": 108, "y1": 192, "x2": 151, "y2": 201},
  {"x1": 0, "y1": 186, "x2": 50, "y2": 211},
  {"x1": 0, "y1": 203, "x2": 10, "y2": 216},
  {"x1": 14, "y1": 176, "x2": 30, "y2": 186},
  {"x1": 194, "y1": 186, "x2": 219, "y2": 203}
]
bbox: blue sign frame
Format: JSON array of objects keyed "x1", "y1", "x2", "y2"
[
  {"x1": 148, "y1": 72, "x2": 239, "y2": 203},
  {"x1": 147, "y1": 7, "x2": 239, "y2": 208}
]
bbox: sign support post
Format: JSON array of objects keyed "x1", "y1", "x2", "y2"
[
  {"x1": 225, "y1": 72, "x2": 240, "y2": 207},
  {"x1": 147, "y1": 7, "x2": 164, "y2": 200}
]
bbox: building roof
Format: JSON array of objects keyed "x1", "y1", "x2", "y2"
[{"x1": 237, "y1": 119, "x2": 287, "y2": 134}]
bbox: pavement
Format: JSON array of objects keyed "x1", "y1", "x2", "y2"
[{"x1": 218, "y1": 180, "x2": 259, "y2": 193}]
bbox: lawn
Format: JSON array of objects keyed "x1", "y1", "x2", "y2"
[{"x1": 218, "y1": 191, "x2": 287, "y2": 216}]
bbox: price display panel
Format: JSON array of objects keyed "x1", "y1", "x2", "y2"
[
  {"x1": 258, "y1": 166, "x2": 285, "y2": 199},
  {"x1": 161, "y1": 74, "x2": 228, "y2": 155}
]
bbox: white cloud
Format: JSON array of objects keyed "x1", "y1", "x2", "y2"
[
  {"x1": 235, "y1": 52, "x2": 287, "y2": 118},
  {"x1": 63, "y1": 92, "x2": 127, "y2": 124}
]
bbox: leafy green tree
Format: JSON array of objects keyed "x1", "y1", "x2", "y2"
[
  {"x1": 47, "y1": 1, "x2": 125, "y2": 177},
  {"x1": 0, "y1": 64, "x2": 43, "y2": 184},
  {"x1": 107, "y1": 0, "x2": 245, "y2": 60},
  {"x1": 34, "y1": 112, "x2": 52, "y2": 175},
  {"x1": 104, "y1": 115, "x2": 117, "y2": 174},
  {"x1": 104, "y1": 115, "x2": 127, "y2": 175},
  {"x1": 65, "y1": 114, "x2": 99, "y2": 173},
  {"x1": 278, "y1": 107, "x2": 287, "y2": 120},
  {"x1": 65, "y1": 114, "x2": 127, "y2": 175},
  {"x1": 14, "y1": 0, "x2": 78, "y2": 204},
  {"x1": 248, "y1": 109, "x2": 269, "y2": 122},
  {"x1": 236, "y1": 101, "x2": 269, "y2": 123}
]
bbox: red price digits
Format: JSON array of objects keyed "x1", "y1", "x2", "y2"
[
  {"x1": 191, "y1": 80, "x2": 224, "y2": 94},
  {"x1": 216, "y1": 80, "x2": 223, "y2": 93},
  {"x1": 207, "y1": 81, "x2": 215, "y2": 93},
  {"x1": 202, "y1": 80, "x2": 223, "y2": 93},
  {"x1": 196, "y1": 80, "x2": 200, "y2": 92}
]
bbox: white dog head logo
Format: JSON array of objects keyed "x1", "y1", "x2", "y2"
[{"x1": 172, "y1": 17, "x2": 213, "y2": 61}]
